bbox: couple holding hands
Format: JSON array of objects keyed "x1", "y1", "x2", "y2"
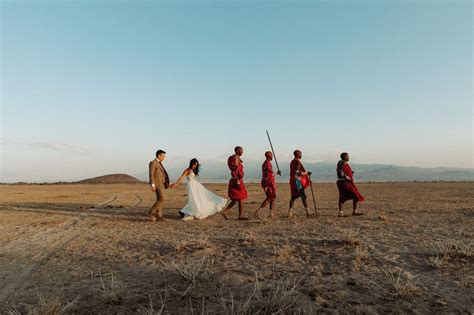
[{"x1": 148, "y1": 149, "x2": 227, "y2": 221}]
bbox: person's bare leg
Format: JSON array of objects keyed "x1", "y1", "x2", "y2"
[
  {"x1": 268, "y1": 199, "x2": 275, "y2": 218},
  {"x1": 238, "y1": 201, "x2": 248, "y2": 220},
  {"x1": 338, "y1": 200, "x2": 344, "y2": 217},
  {"x1": 260, "y1": 198, "x2": 270, "y2": 209},
  {"x1": 352, "y1": 200, "x2": 363, "y2": 215},
  {"x1": 288, "y1": 196, "x2": 297, "y2": 218},
  {"x1": 221, "y1": 200, "x2": 236, "y2": 219},
  {"x1": 256, "y1": 197, "x2": 270, "y2": 219}
]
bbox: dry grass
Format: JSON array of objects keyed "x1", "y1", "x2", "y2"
[
  {"x1": 376, "y1": 266, "x2": 422, "y2": 299},
  {"x1": 339, "y1": 228, "x2": 363, "y2": 246},
  {"x1": 430, "y1": 239, "x2": 458, "y2": 257},
  {"x1": 172, "y1": 237, "x2": 213, "y2": 253},
  {"x1": 353, "y1": 245, "x2": 372, "y2": 271},
  {"x1": 217, "y1": 287, "x2": 254, "y2": 314},
  {"x1": 170, "y1": 257, "x2": 213, "y2": 297},
  {"x1": 252, "y1": 273, "x2": 307, "y2": 314},
  {"x1": 98, "y1": 270, "x2": 123, "y2": 305},
  {"x1": 172, "y1": 240, "x2": 190, "y2": 253},
  {"x1": 426, "y1": 239, "x2": 472, "y2": 270},
  {"x1": 275, "y1": 242, "x2": 294, "y2": 259},
  {"x1": 427, "y1": 255, "x2": 448, "y2": 270},
  {"x1": 194, "y1": 237, "x2": 212, "y2": 250},
  {"x1": 355, "y1": 245, "x2": 371, "y2": 260},
  {"x1": 8, "y1": 292, "x2": 78, "y2": 315},
  {"x1": 239, "y1": 230, "x2": 256, "y2": 245},
  {"x1": 218, "y1": 272, "x2": 307, "y2": 314},
  {"x1": 138, "y1": 294, "x2": 165, "y2": 315},
  {"x1": 429, "y1": 239, "x2": 472, "y2": 258}
]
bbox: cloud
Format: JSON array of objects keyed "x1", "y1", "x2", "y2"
[{"x1": 0, "y1": 137, "x2": 94, "y2": 156}]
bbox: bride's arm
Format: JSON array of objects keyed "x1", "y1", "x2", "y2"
[{"x1": 171, "y1": 169, "x2": 189, "y2": 188}]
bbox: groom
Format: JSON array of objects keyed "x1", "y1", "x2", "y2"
[{"x1": 148, "y1": 149, "x2": 170, "y2": 221}]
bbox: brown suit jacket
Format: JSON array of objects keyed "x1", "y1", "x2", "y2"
[{"x1": 149, "y1": 159, "x2": 170, "y2": 189}]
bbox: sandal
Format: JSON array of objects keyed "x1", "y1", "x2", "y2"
[{"x1": 221, "y1": 209, "x2": 231, "y2": 220}]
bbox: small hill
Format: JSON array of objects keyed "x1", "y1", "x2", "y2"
[{"x1": 75, "y1": 174, "x2": 143, "y2": 184}]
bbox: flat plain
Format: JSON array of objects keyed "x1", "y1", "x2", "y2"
[{"x1": 0, "y1": 182, "x2": 472, "y2": 314}]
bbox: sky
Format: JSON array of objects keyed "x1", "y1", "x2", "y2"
[{"x1": 0, "y1": 0, "x2": 472, "y2": 182}]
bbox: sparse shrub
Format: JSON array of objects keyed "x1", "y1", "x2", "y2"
[
  {"x1": 239, "y1": 230, "x2": 256, "y2": 245},
  {"x1": 429, "y1": 239, "x2": 472, "y2": 258},
  {"x1": 378, "y1": 266, "x2": 422, "y2": 299},
  {"x1": 340, "y1": 228, "x2": 363, "y2": 246},
  {"x1": 355, "y1": 245, "x2": 371, "y2": 260},
  {"x1": 138, "y1": 294, "x2": 165, "y2": 315},
  {"x1": 8, "y1": 291, "x2": 78, "y2": 315},
  {"x1": 170, "y1": 257, "x2": 213, "y2": 297},
  {"x1": 427, "y1": 255, "x2": 448, "y2": 270},
  {"x1": 218, "y1": 287, "x2": 254, "y2": 314},
  {"x1": 276, "y1": 243, "x2": 294, "y2": 259},
  {"x1": 98, "y1": 270, "x2": 123, "y2": 305},
  {"x1": 172, "y1": 240, "x2": 190, "y2": 253},
  {"x1": 426, "y1": 239, "x2": 472, "y2": 270},
  {"x1": 253, "y1": 274, "x2": 305, "y2": 314},
  {"x1": 218, "y1": 273, "x2": 307, "y2": 314},
  {"x1": 194, "y1": 237, "x2": 212, "y2": 250}
]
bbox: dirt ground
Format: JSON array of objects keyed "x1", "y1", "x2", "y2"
[{"x1": 0, "y1": 182, "x2": 472, "y2": 314}]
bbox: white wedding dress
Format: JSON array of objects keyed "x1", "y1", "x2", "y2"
[{"x1": 180, "y1": 172, "x2": 227, "y2": 220}]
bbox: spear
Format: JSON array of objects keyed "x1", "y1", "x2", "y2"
[{"x1": 266, "y1": 130, "x2": 281, "y2": 174}]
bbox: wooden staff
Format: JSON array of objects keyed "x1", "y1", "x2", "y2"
[{"x1": 308, "y1": 173, "x2": 318, "y2": 217}]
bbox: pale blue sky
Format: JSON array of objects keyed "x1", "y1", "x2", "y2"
[{"x1": 1, "y1": 0, "x2": 472, "y2": 182}]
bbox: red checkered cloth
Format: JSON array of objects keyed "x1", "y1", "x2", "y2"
[
  {"x1": 261, "y1": 160, "x2": 277, "y2": 199},
  {"x1": 337, "y1": 163, "x2": 365, "y2": 202},
  {"x1": 227, "y1": 155, "x2": 248, "y2": 200},
  {"x1": 290, "y1": 159, "x2": 310, "y2": 197}
]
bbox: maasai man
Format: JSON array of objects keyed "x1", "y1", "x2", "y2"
[
  {"x1": 336, "y1": 152, "x2": 365, "y2": 217},
  {"x1": 221, "y1": 146, "x2": 249, "y2": 220},
  {"x1": 288, "y1": 150, "x2": 312, "y2": 218},
  {"x1": 255, "y1": 151, "x2": 281, "y2": 219}
]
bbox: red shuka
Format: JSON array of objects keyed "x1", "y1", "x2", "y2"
[
  {"x1": 337, "y1": 163, "x2": 365, "y2": 202},
  {"x1": 261, "y1": 159, "x2": 277, "y2": 199},
  {"x1": 227, "y1": 155, "x2": 248, "y2": 200},
  {"x1": 290, "y1": 159, "x2": 310, "y2": 197}
]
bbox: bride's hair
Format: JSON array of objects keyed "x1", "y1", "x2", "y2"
[{"x1": 189, "y1": 158, "x2": 200, "y2": 176}]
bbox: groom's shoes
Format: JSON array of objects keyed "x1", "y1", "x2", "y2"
[
  {"x1": 149, "y1": 214, "x2": 166, "y2": 222},
  {"x1": 178, "y1": 211, "x2": 185, "y2": 219}
]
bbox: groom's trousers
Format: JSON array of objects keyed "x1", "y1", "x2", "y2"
[{"x1": 150, "y1": 186, "x2": 166, "y2": 218}]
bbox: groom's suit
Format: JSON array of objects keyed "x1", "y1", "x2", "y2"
[{"x1": 149, "y1": 159, "x2": 170, "y2": 218}]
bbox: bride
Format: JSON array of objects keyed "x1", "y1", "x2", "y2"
[{"x1": 171, "y1": 158, "x2": 227, "y2": 221}]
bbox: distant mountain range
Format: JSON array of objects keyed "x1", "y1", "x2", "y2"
[
  {"x1": 135, "y1": 161, "x2": 474, "y2": 182},
  {"x1": 2, "y1": 162, "x2": 472, "y2": 185}
]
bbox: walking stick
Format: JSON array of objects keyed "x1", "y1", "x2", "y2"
[
  {"x1": 266, "y1": 130, "x2": 281, "y2": 174},
  {"x1": 308, "y1": 173, "x2": 318, "y2": 217}
]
